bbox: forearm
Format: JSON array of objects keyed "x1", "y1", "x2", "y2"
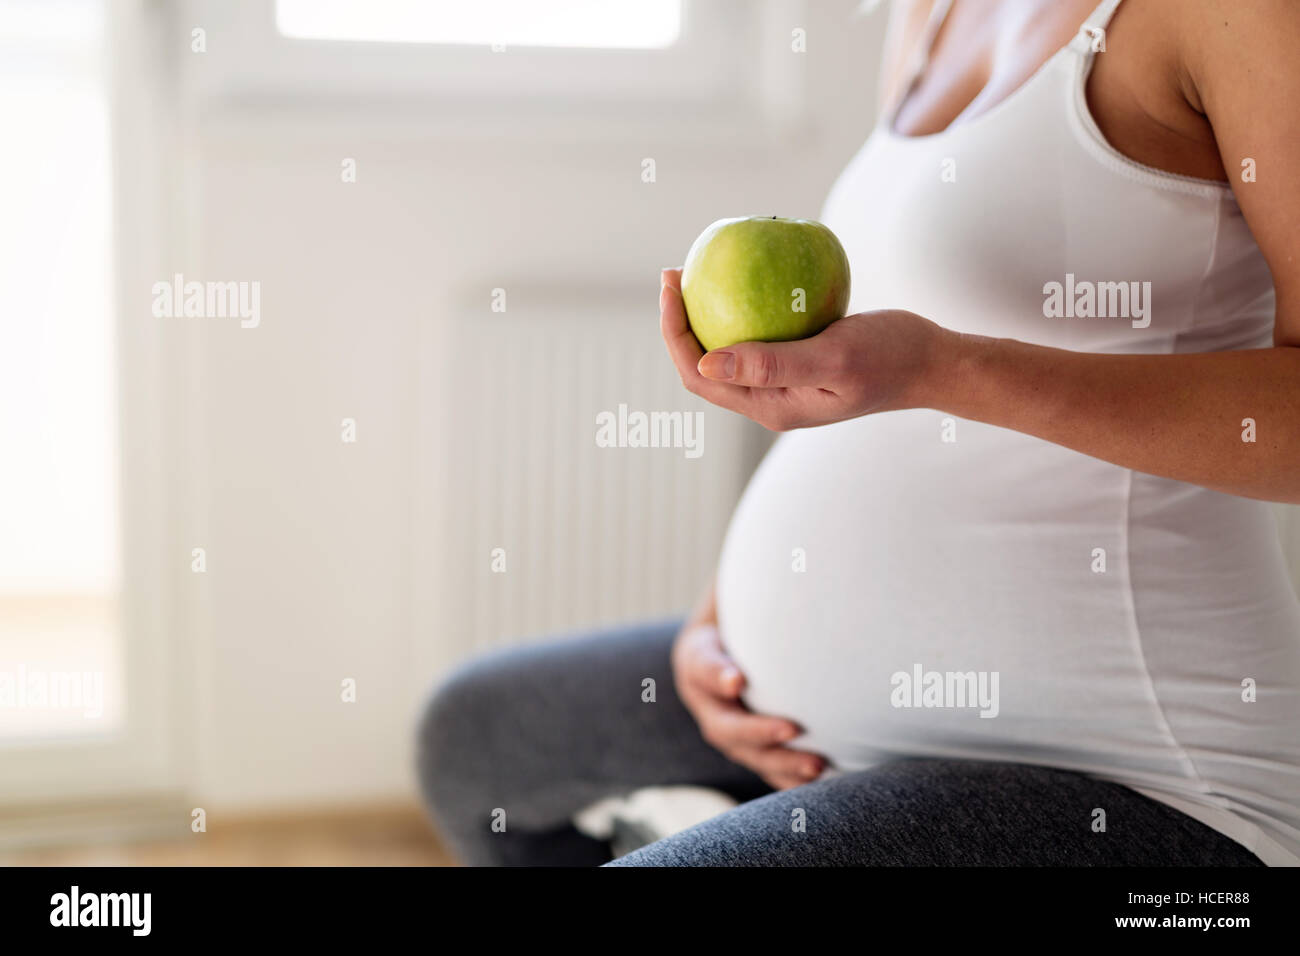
[{"x1": 926, "y1": 332, "x2": 1300, "y2": 503}]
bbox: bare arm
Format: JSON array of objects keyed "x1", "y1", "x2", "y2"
[
  {"x1": 672, "y1": 310, "x2": 1300, "y2": 506},
  {"x1": 668, "y1": 0, "x2": 1300, "y2": 504},
  {"x1": 923, "y1": 0, "x2": 1300, "y2": 502},
  {"x1": 937, "y1": 338, "x2": 1300, "y2": 503}
]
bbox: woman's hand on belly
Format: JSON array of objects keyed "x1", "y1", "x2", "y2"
[
  {"x1": 661, "y1": 268, "x2": 945, "y2": 432},
  {"x1": 672, "y1": 621, "x2": 826, "y2": 790}
]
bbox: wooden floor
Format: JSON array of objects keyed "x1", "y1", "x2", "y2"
[{"x1": 4, "y1": 804, "x2": 457, "y2": 867}]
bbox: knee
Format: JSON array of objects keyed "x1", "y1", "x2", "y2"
[{"x1": 416, "y1": 656, "x2": 506, "y2": 816}]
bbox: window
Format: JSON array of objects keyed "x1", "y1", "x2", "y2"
[
  {"x1": 276, "y1": 0, "x2": 683, "y2": 50},
  {"x1": 0, "y1": 0, "x2": 124, "y2": 740},
  {"x1": 183, "y1": 0, "x2": 782, "y2": 128}
]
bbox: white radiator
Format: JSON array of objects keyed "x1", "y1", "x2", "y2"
[{"x1": 413, "y1": 286, "x2": 763, "y2": 677}]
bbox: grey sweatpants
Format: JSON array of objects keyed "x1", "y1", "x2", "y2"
[{"x1": 416, "y1": 618, "x2": 1264, "y2": 866}]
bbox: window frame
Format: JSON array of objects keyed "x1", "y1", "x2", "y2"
[
  {"x1": 274, "y1": 0, "x2": 686, "y2": 51},
  {"x1": 178, "y1": 0, "x2": 805, "y2": 134},
  {"x1": 0, "y1": 0, "x2": 186, "y2": 817}
]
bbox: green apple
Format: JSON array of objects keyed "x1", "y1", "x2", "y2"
[{"x1": 680, "y1": 216, "x2": 851, "y2": 352}]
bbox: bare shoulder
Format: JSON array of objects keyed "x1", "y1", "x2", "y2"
[
  {"x1": 1083, "y1": 0, "x2": 1294, "y2": 182},
  {"x1": 1165, "y1": 0, "x2": 1300, "y2": 114},
  {"x1": 1147, "y1": 0, "x2": 1300, "y2": 341}
]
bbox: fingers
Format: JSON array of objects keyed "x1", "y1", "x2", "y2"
[
  {"x1": 703, "y1": 700, "x2": 801, "y2": 749},
  {"x1": 671, "y1": 619, "x2": 827, "y2": 790},
  {"x1": 659, "y1": 270, "x2": 753, "y2": 411},
  {"x1": 692, "y1": 696, "x2": 824, "y2": 789},
  {"x1": 698, "y1": 336, "x2": 843, "y2": 389},
  {"x1": 659, "y1": 269, "x2": 691, "y2": 350},
  {"x1": 678, "y1": 624, "x2": 745, "y2": 699},
  {"x1": 732, "y1": 744, "x2": 827, "y2": 790}
]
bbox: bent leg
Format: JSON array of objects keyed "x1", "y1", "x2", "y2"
[
  {"x1": 417, "y1": 617, "x2": 769, "y2": 865},
  {"x1": 608, "y1": 758, "x2": 1265, "y2": 866}
]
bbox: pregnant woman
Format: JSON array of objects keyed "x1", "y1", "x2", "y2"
[{"x1": 419, "y1": 0, "x2": 1300, "y2": 865}]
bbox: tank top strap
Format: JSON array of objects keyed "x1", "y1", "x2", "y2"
[
  {"x1": 1069, "y1": 0, "x2": 1126, "y2": 55},
  {"x1": 899, "y1": 0, "x2": 956, "y2": 93}
]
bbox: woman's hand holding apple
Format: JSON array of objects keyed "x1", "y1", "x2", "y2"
[{"x1": 662, "y1": 267, "x2": 952, "y2": 432}]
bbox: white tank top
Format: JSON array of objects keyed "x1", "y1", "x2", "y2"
[{"x1": 715, "y1": 0, "x2": 1300, "y2": 865}]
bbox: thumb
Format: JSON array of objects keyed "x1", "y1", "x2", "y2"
[
  {"x1": 686, "y1": 624, "x2": 746, "y2": 697},
  {"x1": 697, "y1": 338, "x2": 828, "y2": 388}
]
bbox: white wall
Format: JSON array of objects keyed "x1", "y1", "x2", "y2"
[{"x1": 162, "y1": 0, "x2": 888, "y2": 811}]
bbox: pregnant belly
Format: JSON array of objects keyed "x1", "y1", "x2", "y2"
[{"x1": 715, "y1": 411, "x2": 1165, "y2": 771}]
